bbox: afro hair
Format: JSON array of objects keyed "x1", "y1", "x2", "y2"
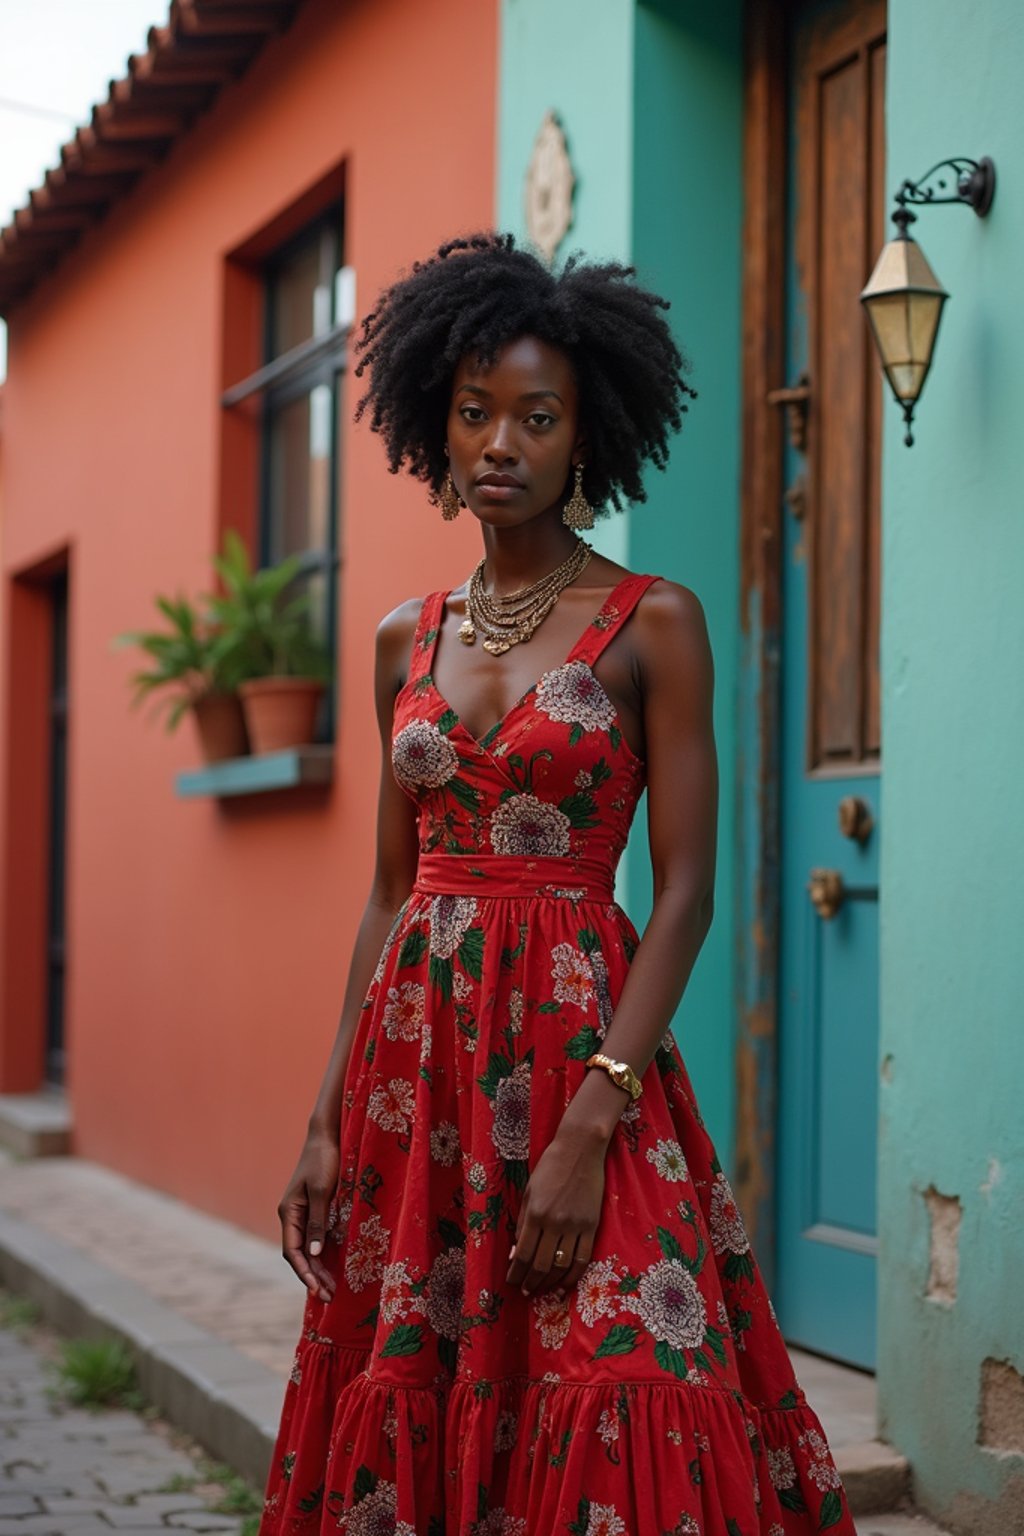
[{"x1": 352, "y1": 231, "x2": 697, "y2": 516}]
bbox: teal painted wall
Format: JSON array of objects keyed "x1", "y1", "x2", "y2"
[
  {"x1": 628, "y1": 0, "x2": 743, "y2": 1172},
  {"x1": 879, "y1": 3, "x2": 1024, "y2": 1529},
  {"x1": 498, "y1": 0, "x2": 744, "y2": 1164}
]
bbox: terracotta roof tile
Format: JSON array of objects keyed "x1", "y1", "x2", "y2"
[{"x1": 0, "y1": 0, "x2": 303, "y2": 317}]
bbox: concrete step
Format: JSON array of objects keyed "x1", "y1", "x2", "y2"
[
  {"x1": 788, "y1": 1345, "x2": 911, "y2": 1515},
  {"x1": 0, "y1": 1088, "x2": 72, "y2": 1157},
  {"x1": 838, "y1": 1440, "x2": 913, "y2": 1516}
]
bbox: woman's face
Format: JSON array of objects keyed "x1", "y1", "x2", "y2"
[{"x1": 445, "y1": 334, "x2": 585, "y2": 526}]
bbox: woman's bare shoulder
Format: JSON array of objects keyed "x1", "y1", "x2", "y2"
[
  {"x1": 377, "y1": 594, "x2": 426, "y2": 642},
  {"x1": 587, "y1": 556, "x2": 706, "y2": 628},
  {"x1": 375, "y1": 595, "x2": 430, "y2": 688},
  {"x1": 631, "y1": 576, "x2": 713, "y2": 677},
  {"x1": 635, "y1": 575, "x2": 707, "y2": 627}
]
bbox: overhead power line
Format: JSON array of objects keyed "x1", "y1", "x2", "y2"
[{"x1": 0, "y1": 94, "x2": 79, "y2": 126}]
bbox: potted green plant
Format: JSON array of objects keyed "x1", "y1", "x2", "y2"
[
  {"x1": 208, "y1": 530, "x2": 334, "y2": 755},
  {"x1": 112, "y1": 591, "x2": 252, "y2": 763}
]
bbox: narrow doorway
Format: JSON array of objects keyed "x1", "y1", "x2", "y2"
[{"x1": 45, "y1": 568, "x2": 68, "y2": 1087}]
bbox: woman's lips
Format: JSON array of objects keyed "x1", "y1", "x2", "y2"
[
  {"x1": 474, "y1": 477, "x2": 525, "y2": 501},
  {"x1": 474, "y1": 482, "x2": 525, "y2": 501}
]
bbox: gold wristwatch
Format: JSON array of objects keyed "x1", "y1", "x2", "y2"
[{"x1": 585, "y1": 1052, "x2": 643, "y2": 1102}]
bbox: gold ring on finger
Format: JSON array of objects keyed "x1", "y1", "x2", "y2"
[{"x1": 553, "y1": 1247, "x2": 566, "y2": 1265}]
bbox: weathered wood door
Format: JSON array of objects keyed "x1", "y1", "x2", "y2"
[{"x1": 774, "y1": 0, "x2": 886, "y2": 1370}]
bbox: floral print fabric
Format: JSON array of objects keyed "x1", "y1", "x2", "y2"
[{"x1": 258, "y1": 574, "x2": 856, "y2": 1536}]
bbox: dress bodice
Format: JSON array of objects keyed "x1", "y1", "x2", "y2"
[{"x1": 391, "y1": 573, "x2": 661, "y2": 879}]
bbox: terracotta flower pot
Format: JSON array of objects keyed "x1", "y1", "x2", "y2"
[
  {"x1": 238, "y1": 676, "x2": 326, "y2": 754},
  {"x1": 191, "y1": 689, "x2": 249, "y2": 763}
]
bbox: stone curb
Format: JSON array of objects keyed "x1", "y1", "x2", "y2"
[{"x1": 0, "y1": 1208, "x2": 281, "y2": 1489}]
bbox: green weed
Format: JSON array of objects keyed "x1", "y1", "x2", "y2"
[
  {"x1": 0, "y1": 1292, "x2": 42, "y2": 1332},
  {"x1": 50, "y1": 1336, "x2": 144, "y2": 1409}
]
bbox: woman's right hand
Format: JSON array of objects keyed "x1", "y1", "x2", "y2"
[{"x1": 277, "y1": 1126, "x2": 340, "y2": 1304}]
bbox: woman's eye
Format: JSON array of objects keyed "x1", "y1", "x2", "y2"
[
  {"x1": 460, "y1": 405, "x2": 487, "y2": 422},
  {"x1": 527, "y1": 412, "x2": 555, "y2": 428}
]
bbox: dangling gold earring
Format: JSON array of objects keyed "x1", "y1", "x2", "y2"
[
  {"x1": 438, "y1": 468, "x2": 461, "y2": 520},
  {"x1": 562, "y1": 462, "x2": 594, "y2": 530}
]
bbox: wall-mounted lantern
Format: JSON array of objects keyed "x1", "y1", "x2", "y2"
[{"x1": 860, "y1": 157, "x2": 996, "y2": 446}]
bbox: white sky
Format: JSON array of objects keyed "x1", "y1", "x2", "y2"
[{"x1": 0, "y1": 0, "x2": 166, "y2": 376}]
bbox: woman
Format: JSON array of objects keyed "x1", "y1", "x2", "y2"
[{"x1": 258, "y1": 233, "x2": 856, "y2": 1536}]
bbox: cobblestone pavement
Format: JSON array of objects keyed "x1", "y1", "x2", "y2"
[{"x1": 0, "y1": 1300, "x2": 257, "y2": 1536}]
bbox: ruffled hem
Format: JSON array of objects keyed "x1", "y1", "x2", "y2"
[{"x1": 258, "y1": 1339, "x2": 857, "y2": 1536}]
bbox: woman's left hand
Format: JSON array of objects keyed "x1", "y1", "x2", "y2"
[{"x1": 505, "y1": 1125, "x2": 609, "y2": 1300}]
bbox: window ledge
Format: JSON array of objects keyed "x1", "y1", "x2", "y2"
[{"x1": 175, "y1": 744, "x2": 334, "y2": 799}]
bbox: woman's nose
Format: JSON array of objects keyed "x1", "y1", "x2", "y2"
[{"x1": 483, "y1": 421, "x2": 518, "y2": 462}]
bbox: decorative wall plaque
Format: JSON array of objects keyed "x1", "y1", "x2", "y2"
[{"x1": 525, "y1": 110, "x2": 575, "y2": 264}]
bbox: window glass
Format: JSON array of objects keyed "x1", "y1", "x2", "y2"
[
  {"x1": 266, "y1": 383, "x2": 333, "y2": 567},
  {"x1": 268, "y1": 223, "x2": 337, "y2": 357}
]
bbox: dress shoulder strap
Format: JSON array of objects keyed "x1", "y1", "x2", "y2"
[
  {"x1": 407, "y1": 590, "x2": 447, "y2": 684},
  {"x1": 568, "y1": 573, "x2": 663, "y2": 667}
]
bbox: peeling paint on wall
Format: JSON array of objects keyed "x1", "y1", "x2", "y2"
[
  {"x1": 944, "y1": 1473, "x2": 1024, "y2": 1536},
  {"x1": 979, "y1": 1157, "x2": 1003, "y2": 1203},
  {"x1": 978, "y1": 1358, "x2": 1024, "y2": 1456},
  {"x1": 735, "y1": 1035, "x2": 771, "y2": 1255},
  {"x1": 923, "y1": 1185, "x2": 961, "y2": 1306}
]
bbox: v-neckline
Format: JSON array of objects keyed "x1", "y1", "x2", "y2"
[{"x1": 425, "y1": 576, "x2": 634, "y2": 751}]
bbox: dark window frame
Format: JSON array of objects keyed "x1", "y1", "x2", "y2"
[{"x1": 221, "y1": 202, "x2": 347, "y2": 746}]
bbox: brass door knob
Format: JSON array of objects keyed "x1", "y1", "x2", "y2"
[
  {"x1": 838, "y1": 795, "x2": 874, "y2": 843},
  {"x1": 808, "y1": 867, "x2": 844, "y2": 919}
]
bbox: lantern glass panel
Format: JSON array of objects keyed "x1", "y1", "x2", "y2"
[
  {"x1": 863, "y1": 290, "x2": 945, "y2": 403},
  {"x1": 885, "y1": 358, "x2": 927, "y2": 401},
  {"x1": 864, "y1": 292, "x2": 911, "y2": 365},
  {"x1": 909, "y1": 291, "x2": 944, "y2": 369}
]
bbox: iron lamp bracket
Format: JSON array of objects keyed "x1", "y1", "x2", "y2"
[{"x1": 890, "y1": 155, "x2": 996, "y2": 236}]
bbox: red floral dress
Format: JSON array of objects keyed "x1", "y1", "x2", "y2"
[{"x1": 258, "y1": 573, "x2": 857, "y2": 1536}]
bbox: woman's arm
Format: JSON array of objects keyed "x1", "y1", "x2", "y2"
[
  {"x1": 507, "y1": 579, "x2": 718, "y2": 1300},
  {"x1": 278, "y1": 599, "x2": 422, "y2": 1301}
]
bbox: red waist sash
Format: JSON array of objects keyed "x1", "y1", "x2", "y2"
[{"x1": 412, "y1": 851, "x2": 616, "y2": 901}]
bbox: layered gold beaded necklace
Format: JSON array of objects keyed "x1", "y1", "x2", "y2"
[{"x1": 458, "y1": 536, "x2": 594, "y2": 655}]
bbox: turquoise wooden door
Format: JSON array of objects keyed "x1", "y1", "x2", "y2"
[{"x1": 774, "y1": 0, "x2": 886, "y2": 1371}]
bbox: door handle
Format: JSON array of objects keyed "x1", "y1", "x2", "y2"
[
  {"x1": 808, "y1": 867, "x2": 844, "y2": 920},
  {"x1": 838, "y1": 795, "x2": 874, "y2": 843},
  {"x1": 766, "y1": 369, "x2": 811, "y2": 452}
]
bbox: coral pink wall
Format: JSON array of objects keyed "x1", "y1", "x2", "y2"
[{"x1": 0, "y1": 0, "x2": 497, "y2": 1238}]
